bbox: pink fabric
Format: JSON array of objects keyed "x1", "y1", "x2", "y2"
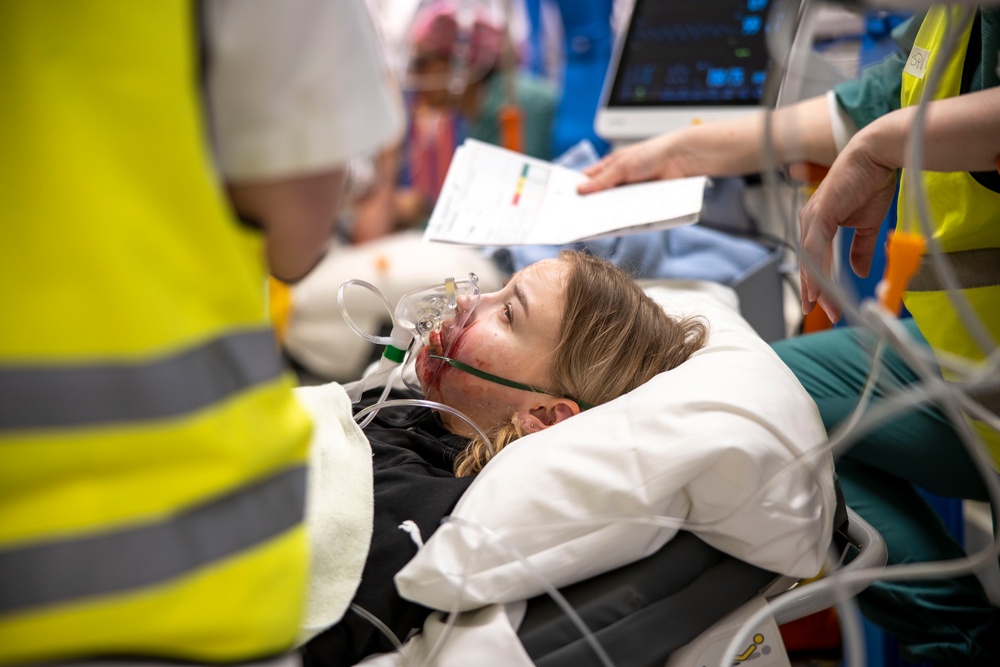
[
  {"x1": 410, "y1": 1, "x2": 503, "y2": 71},
  {"x1": 409, "y1": 106, "x2": 456, "y2": 203}
]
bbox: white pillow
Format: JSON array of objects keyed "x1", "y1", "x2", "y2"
[{"x1": 394, "y1": 281, "x2": 835, "y2": 612}]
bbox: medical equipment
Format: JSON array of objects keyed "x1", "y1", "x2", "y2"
[
  {"x1": 338, "y1": 273, "x2": 481, "y2": 424},
  {"x1": 427, "y1": 355, "x2": 595, "y2": 410},
  {"x1": 596, "y1": 0, "x2": 775, "y2": 142}
]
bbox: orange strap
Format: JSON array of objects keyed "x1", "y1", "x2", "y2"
[
  {"x1": 788, "y1": 162, "x2": 830, "y2": 197},
  {"x1": 498, "y1": 104, "x2": 523, "y2": 153}
]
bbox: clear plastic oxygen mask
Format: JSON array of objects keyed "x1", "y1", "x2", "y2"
[{"x1": 338, "y1": 273, "x2": 481, "y2": 422}]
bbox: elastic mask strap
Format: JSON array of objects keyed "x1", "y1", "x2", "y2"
[{"x1": 429, "y1": 355, "x2": 593, "y2": 410}]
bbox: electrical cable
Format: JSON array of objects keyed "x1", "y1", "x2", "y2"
[{"x1": 722, "y1": 309, "x2": 1000, "y2": 666}]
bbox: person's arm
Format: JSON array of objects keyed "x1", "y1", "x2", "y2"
[
  {"x1": 799, "y1": 86, "x2": 1000, "y2": 321},
  {"x1": 578, "y1": 95, "x2": 837, "y2": 193},
  {"x1": 227, "y1": 173, "x2": 344, "y2": 282},
  {"x1": 840, "y1": 86, "x2": 1000, "y2": 173},
  {"x1": 205, "y1": 0, "x2": 404, "y2": 282}
]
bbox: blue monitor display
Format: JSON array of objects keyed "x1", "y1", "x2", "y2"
[{"x1": 606, "y1": 0, "x2": 772, "y2": 108}]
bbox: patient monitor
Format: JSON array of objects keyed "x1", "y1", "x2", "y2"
[{"x1": 596, "y1": 0, "x2": 773, "y2": 144}]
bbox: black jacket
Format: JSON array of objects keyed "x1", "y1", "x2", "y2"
[{"x1": 301, "y1": 389, "x2": 475, "y2": 666}]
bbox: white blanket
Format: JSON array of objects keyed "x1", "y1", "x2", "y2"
[{"x1": 294, "y1": 382, "x2": 374, "y2": 646}]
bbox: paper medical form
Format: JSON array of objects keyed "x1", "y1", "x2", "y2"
[{"x1": 424, "y1": 139, "x2": 707, "y2": 246}]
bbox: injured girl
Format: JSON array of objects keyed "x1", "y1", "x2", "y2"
[{"x1": 299, "y1": 250, "x2": 710, "y2": 666}]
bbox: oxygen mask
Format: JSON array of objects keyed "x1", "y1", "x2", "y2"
[
  {"x1": 394, "y1": 273, "x2": 480, "y2": 357},
  {"x1": 338, "y1": 273, "x2": 481, "y2": 412}
]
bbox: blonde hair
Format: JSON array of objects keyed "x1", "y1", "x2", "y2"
[{"x1": 454, "y1": 251, "x2": 707, "y2": 477}]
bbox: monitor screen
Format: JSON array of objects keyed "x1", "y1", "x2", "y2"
[{"x1": 596, "y1": 0, "x2": 773, "y2": 141}]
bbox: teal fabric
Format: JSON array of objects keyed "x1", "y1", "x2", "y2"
[
  {"x1": 832, "y1": 13, "x2": 921, "y2": 129},
  {"x1": 973, "y1": 8, "x2": 1000, "y2": 90},
  {"x1": 834, "y1": 9, "x2": 1000, "y2": 129},
  {"x1": 833, "y1": 49, "x2": 907, "y2": 130},
  {"x1": 467, "y1": 72, "x2": 557, "y2": 160},
  {"x1": 773, "y1": 322, "x2": 1000, "y2": 665}
]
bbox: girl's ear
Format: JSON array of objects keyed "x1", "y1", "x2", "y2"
[{"x1": 518, "y1": 399, "x2": 581, "y2": 433}]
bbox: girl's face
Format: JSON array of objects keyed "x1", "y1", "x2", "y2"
[{"x1": 415, "y1": 258, "x2": 573, "y2": 436}]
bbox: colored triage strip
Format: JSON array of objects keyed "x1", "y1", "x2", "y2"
[{"x1": 512, "y1": 163, "x2": 529, "y2": 205}]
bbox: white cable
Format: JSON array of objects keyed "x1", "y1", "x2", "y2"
[
  {"x1": 356, "y1": 367, "x2": 399, "y2": 429},
  {"x1": 721, "y1": 310, "x2": 1000, "y2": 667},
  {"x1": 354, "y1": 398, "x2": 493, "y2": 454},
  {"x1": 338, "y1": 279, "x2": 396, "y2": 346},
  {"x1": 417, "y1": 515, "x2": 619, "y2": 667},
  {"x1": 836, "y1": 598, "x2": 868, "y2": 667},
  {"x1": 350, "y1": 603, "x2": 404, "y2": 652},
  {"x1": 762, "y1": 0, "x2": 868, "y2": 328}
]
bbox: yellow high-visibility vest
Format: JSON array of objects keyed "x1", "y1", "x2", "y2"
[
  {"x1": 0, "y1": 1, "x2": 313, "y2": 663},
  {"x1": 899, "y1": 6, "x2": 1000, "y2": 467}
]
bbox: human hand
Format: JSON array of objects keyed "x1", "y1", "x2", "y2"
[
  {"x1": 577, "y1": 132, "x2": 694, "y2": 194},
  {"x1": 798, "y1": 128, "x2": 898, "y2": 321}
]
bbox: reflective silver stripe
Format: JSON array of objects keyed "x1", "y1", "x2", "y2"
[
  {"x1": 0, "y1": 329, "x2": 282, "y2": 431},
  {"x1": 908, "y1": 248, "x2": 1000, "y2": 292},
  {"x1": 0, "y1": 465, "x2": 306, "y2": 614}
]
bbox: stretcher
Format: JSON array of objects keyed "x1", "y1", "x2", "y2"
[{"x1": 518, "y1": 504, "x2": 886, "y2": 667}]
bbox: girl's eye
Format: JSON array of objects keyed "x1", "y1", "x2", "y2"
[{"x1": 502, "y1": 303, "x2": 513, "y2": 323}]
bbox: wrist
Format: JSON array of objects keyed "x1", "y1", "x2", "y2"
[
  {"x1": 670, "y1": 121, "x2": 747, "y2": 178},
  {"x1": 856, "y1": 112, "x2": 906, "y2": 171}
]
